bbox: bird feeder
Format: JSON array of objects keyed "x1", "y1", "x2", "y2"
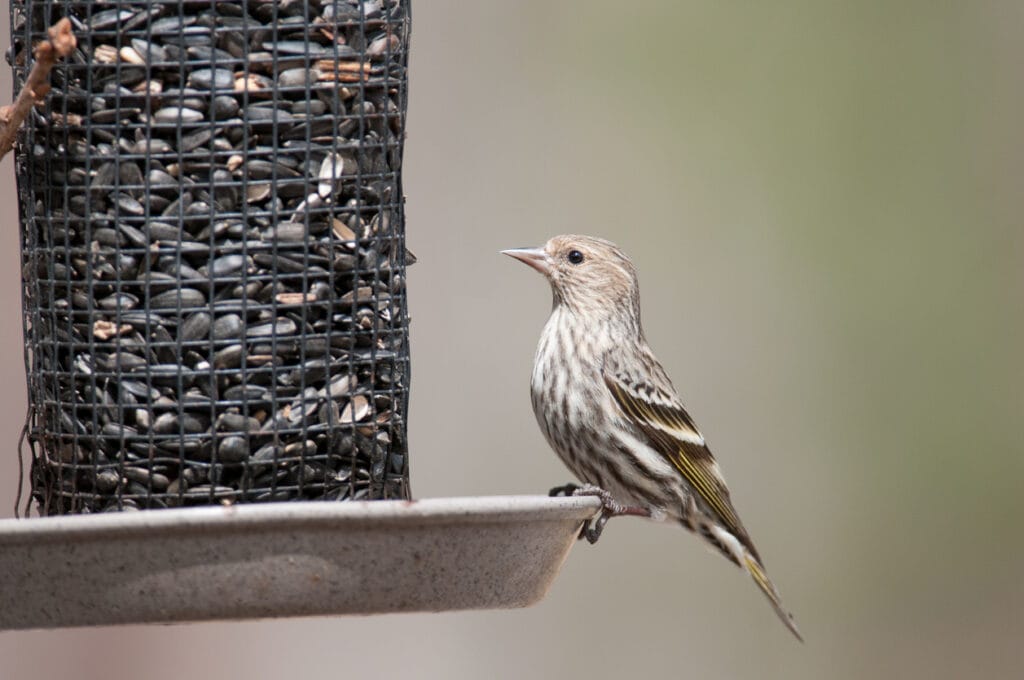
[
  {"x1": 1, "y1": 0, "x2": 599, "y2": 629},
  {"x1": 16, "y1": 0, "x2": 411, "y2": 513}
]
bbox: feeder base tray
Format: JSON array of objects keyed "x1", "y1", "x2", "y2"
[{"x1": 0, "y1": 495, "x2": 602, "y2": 630}]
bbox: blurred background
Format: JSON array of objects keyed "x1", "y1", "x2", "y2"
[{"x1": 0, "y1": 1, "x2": 1022, "y2": 678}]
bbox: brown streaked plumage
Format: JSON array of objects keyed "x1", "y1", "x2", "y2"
[{"x1": 503, "y1": 234, "x2": 802, "y2": 641}]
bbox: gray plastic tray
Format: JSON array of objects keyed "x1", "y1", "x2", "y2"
[{"x1": 0, "y1": 495, "x2": 602, "y2": 630}]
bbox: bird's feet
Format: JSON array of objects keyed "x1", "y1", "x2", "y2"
[
  {"x1": 564, "y1": 483, "x2": 652, "y2": 544},
  {"x1": 548, "y1": 482, "x2": 581, "y2": 497}
]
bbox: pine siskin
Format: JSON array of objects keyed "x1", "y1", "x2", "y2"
[{"x1": 503, "y1": 234, "x2": 802, "y2": 641}]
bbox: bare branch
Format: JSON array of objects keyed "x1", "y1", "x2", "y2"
[{"x1": 0, "y1": 18, "x2": 77, "y2": 162}]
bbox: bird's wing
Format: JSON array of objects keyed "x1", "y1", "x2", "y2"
[
  {"x1": 602, "y1": 369, "x2": 760, "y2": 561},
  {"x1": 603, "y1": 366, "x2": 802, "y2": 641}
]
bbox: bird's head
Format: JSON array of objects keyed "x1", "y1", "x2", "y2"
[{"x1": 502, "y1": 234, "x2": 640, "y2": 320}]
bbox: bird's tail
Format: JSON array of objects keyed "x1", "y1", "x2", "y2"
[
  {"x1": 742, "y1": 553, "x2": 803, "y2": 642},
  {"x1": 706, "y1": 523, "x2": 803, "y2": 642}
]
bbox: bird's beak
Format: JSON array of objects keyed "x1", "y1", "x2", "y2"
[{"x1": 501, "y1": 247, "x2": 551, "y2": 276}]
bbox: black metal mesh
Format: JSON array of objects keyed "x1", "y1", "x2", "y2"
[{"x1": 11, "y1": 0, "x2": 411, "y2": 515}]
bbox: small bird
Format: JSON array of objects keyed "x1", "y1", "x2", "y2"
[{"x1": 503, "y1": 234, "x2": 802, "y2": 641}]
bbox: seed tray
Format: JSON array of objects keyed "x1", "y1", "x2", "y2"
[{"x1": 0, "y1": 495, "x2": 602, "y2": 630}]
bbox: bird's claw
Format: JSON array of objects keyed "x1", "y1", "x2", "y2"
[
  {"x1": 578, "y1": 512, "x2": 610, "y2": 544},
  {"x1": 548, "y1": 482, "x2": 581, "y2": 497},
  {"x1": 566, "y1": 484, "x2": 651, "y2": 544}
]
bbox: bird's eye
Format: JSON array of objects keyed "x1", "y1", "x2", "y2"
[{"x1": 567, "y1": 250, "x2": 584, "y2": 265}]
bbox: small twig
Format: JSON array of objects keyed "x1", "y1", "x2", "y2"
[{"x1": 0, "y1": 17, "x2": 76, "y2": 162}]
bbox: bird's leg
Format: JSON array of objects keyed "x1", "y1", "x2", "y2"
[
  {"x1": 548, "y1": 482, "x2": 581, "y2": 497},
  {"x1": 570, "y1": 484, "x2": 652, "y2": 544}
]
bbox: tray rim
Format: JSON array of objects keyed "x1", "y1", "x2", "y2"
[{"x1": 0, "y1": 494, "x2": 604, "y2": 544}]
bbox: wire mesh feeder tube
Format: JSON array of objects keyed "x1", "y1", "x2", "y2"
[{"x1": 12, "y1": 0, "x2": 412, "y2": 515}]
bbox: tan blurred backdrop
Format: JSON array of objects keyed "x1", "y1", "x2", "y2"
[{"x1": 0, "y1": 2, "x2": 1022, "y2": 678}]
